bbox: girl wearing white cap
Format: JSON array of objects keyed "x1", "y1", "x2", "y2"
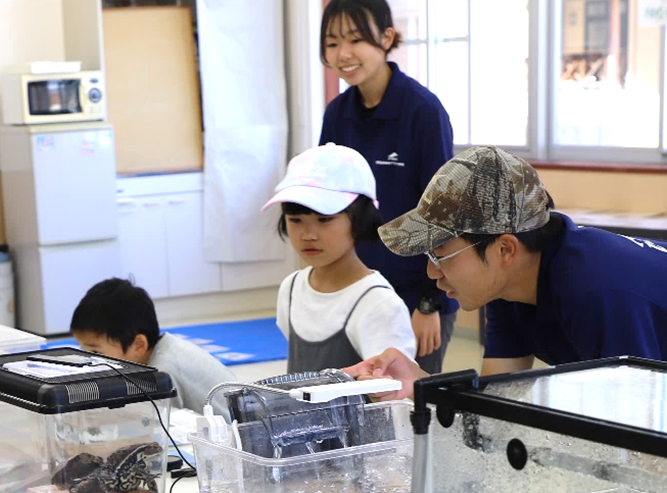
[{"x1": 262, "y1": 143, "x2": 416, "y2": 373}]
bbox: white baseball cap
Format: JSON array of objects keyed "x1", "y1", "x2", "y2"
[{"x1": 261, "y1": 142, "x2": 379, "y2": 214}]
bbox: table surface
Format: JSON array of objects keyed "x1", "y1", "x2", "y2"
[
  {"x1": 557, "y1": 208, "x2": 667, "y2": 231},
  {"x1": 166, "y1": 474, "x2": 200, "y2": 493},
  {"x1": 165, "y1": 440, "x2": 200, "y2": 493}
]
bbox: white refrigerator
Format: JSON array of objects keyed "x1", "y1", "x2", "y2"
[{"x1": 0, "y1": 122, "x2": 121, "y2": 335}]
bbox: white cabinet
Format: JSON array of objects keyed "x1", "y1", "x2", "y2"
[
  {"x1": 116, "y1": 173, "x2": 220, "y2": 299},
  {"x1": 164, "y1": 193, "x2": 221, "y2": 297},
  {"x1": 116, "y1": 172, "x2": 295, "y2": 301},
  {"x1": 221, "y1": 259, "x2": 294, "y2": 292},
  {"x1": 117, "y1": 195, "x2": 169, "y2": 299}
]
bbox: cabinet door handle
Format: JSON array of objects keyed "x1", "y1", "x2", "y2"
[
  {"x1": 117, "y1": 198, "x2": 139, "y2": 213},
  {"x1": 168, "y1": 199, "x2": 186, "y2": 205}
]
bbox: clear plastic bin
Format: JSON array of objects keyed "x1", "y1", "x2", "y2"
[
  {"x1": 0, "y1": 348, "x2": 175, "y2": 493},
  {"x1": 0, "y1": 400, "x2": 171, "y2": 493},
  {"x1": 190, "y1": 401, "x2": 430, "y2": 493}
]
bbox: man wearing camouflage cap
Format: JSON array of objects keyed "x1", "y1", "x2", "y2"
[{"x1": 346, "y1": 146, "x2": 667, "y2": 399}]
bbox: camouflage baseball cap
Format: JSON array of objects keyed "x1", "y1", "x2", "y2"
[{"x1": 379, "y1": 146, "x2": 552, "y2": 256}]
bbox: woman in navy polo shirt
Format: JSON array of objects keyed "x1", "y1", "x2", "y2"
[{"x1": 318, "y1": 0, "x2": 457, "y2": 373}]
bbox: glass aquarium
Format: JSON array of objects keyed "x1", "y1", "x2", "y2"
[{"x1": 421, "y1": 357, "x2": 667, "y2": 492}]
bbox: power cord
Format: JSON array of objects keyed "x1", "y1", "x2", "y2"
[
  {"x1": 170, "y1": 475, "x2": 186, "y2": 492},
  {"x1": 95, "y1": 363, "x2": 197, "y2": 490},
  {"x1": 169, "y1": 469, "x2": 196, "y2": 493}
]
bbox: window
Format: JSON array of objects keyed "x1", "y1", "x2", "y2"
[
  {"x1": 377, "y1": 0, "x2": 667, "y2": 164},
  {"x1": 387, "y1": 0, "x2": 530, "y2": 148},
  {"x1": 386, "y1": 0, "x2": 428, "y2": 88},
  {"x1": 554, "y1": 0, "x2": 662, "y2": 153}
]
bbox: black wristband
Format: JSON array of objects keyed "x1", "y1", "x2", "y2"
[{"x1": 417, "y1": 297, "x2": 441, "y2": 314}]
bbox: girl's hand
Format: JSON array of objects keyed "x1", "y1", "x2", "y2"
[
  {"x1": 411, "y1": 310, "x2": 441, "y2": 357},
  {"x1": 343, "y1": 348, "x2": 427, "y2": 401}
]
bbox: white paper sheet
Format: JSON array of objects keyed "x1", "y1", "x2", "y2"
[{"x1": 2, "y1": 357, "x2": 123, "y2": 378}]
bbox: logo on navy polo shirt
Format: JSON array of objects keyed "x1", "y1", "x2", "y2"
[
  {"x1": 621, "y1": 235, "x2": 667, "y2": 254},
  {"x1": 376, "y1": 152, "x2": 405, "y2": 167}
]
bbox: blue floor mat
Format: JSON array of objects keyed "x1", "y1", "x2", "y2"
[{"x1": 42, "y1": 317, "x2": 287, "y2": 366}]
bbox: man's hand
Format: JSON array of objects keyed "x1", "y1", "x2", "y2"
[
  {"x1": 343, "y1": 348, "x2": 428, "y2": 401},
  {"x1": 411, "y1": 309, "x2": 441, "y2": 357}
]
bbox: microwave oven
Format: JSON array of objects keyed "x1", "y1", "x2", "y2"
[{"x1": 0, "y1": 70, "x2": 106, "y2": 125}]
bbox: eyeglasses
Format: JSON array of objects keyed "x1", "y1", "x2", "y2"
[{"x1": 424, "y1": 241, "x2": 482, "y2": 268}]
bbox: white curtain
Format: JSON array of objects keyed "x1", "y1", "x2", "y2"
[{"x1": 198, "y1": 0, "x2": 288, "y2": 263}]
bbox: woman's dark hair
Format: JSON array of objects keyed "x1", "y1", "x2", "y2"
[
  {"x1": 460, "y1": 196, "x2": 563, "y2": 261},
  {"x1": 70, "y1": 278, "x2": 160, "y2": 352},
  {"x1": 320, "y1": 0, "x2": 402, "y2": 65},
  {"x1": 277, "y1": 195, "x2": 382, "y2": 246}
]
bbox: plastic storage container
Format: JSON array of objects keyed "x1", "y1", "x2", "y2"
[
  {"x1": 0, "y1": 348, "x2": 176, "y2": 493},
  {"x1": 190, "y1": 400, "x2": 427, "y2": 493},
  {"x1": 417, "y1": 357, "x2": 667, "y2": 492}
]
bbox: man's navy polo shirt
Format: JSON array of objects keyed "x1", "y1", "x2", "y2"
[
  {"x1": 485, "y1": 213, "x2": 667, "y2": 364},
  {"x1": 319, "y1": 62, "x2": 458, "y2": 314}
]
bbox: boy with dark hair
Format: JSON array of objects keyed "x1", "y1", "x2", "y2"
[
  {"x1": 71, "y1": 278, "x2": 236, "y2": 417},
  {"x1": 346, "y1": 146, "x2": 667, "y2": 399}
]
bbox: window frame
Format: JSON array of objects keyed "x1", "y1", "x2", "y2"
[{"x1": 324, "y1": 0, "x2": 667, "y2": 168}]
